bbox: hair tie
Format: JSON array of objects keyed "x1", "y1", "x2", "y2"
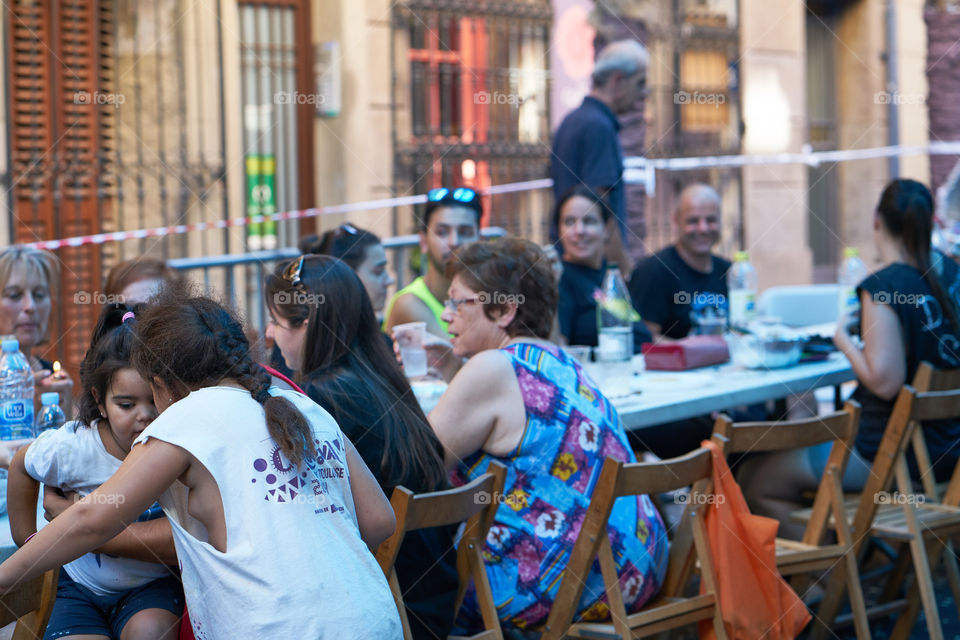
[{"x1": 122, "y1": 311, "x2": 135, "y2": 323}]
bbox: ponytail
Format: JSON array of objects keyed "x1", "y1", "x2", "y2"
[{"x1": 877, "y1": 179, "x2": 960, "y2": 333}]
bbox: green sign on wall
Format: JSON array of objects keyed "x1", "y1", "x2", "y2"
[{"x1": 245, "y1": 154, "x2": 278, "y2": 249}]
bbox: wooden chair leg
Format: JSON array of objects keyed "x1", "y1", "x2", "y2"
[
  {"x1": 889, "y1": 578, "x2": 925, "y2": 640},
  {"x1": 840, "y1": 546, "x2": 871, "y2": 640},
  {"x1": 890, "y1": 535, "x2": 957, "y2": 640},
  {"x1": 943, "y1": 539, "x2": 960, "y2": 621},
  {"x1": 881, "y1": 544, "x2": 913, "y2": 602},
  {"x1": 387, "y1": 571, "x2": 414, "y2": 640},
  {"x1": 903, "y1": 524, "x2": 944, "y2": 640}
]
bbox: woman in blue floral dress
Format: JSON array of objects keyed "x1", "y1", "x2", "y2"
[{"x1": 428, "y1": 238, "x2": 669, "y2": 635}]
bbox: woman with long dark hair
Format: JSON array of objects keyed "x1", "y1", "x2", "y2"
[
  {"x1": 740, "y1": 179, "x2": 960, "y2": 538},
  {"x1": 265, "y1": 255, "x2": 456, "y2": 639}
]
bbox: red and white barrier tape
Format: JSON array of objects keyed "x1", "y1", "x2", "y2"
[
  {"x1": 23, "y1": 140, "x2": 960, "y2": 251},
  {"x1": 23, "y1": 179, "x2": 554, "y2": 251}
]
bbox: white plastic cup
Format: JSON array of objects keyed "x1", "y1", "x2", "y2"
[{"x1": 393, "y1": 322, "x2": 428, "y2": 378}]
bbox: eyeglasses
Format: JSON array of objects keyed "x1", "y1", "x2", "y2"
[
  {"x1": 444, "y1": 296, "x2": 482, "y2": 313},
  {"x1": 427, "y1": 187, "x2": 479, "y2": 204},
  {"x1": 282, "y1": 255, "x2": 306, "y2": 288}
]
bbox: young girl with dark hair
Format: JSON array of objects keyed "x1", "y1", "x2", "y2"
[
  {"x1": 265, "y1": 255, "x2": 456, "y2": 639},
  {"x1": 739, "y1": 179, "x2": 960, "y2": 538},
  {"x1": 7, "y1": 303, "x2": 182, "y2": 640},
  {"x1": 0, "y1": 287, "x2": 402, "y2": 640}
]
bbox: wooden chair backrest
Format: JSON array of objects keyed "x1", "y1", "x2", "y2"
[
  {"x1": 712, "y1": 401, "x2": 861, "y2": 546},
  {"x1": 0, "y1": 567, "x2": 58, "y2": 638},
  {"x1": 904, "y1": 362, "x2": 960, "y2": 503},
  {"x1": 849, "y1": 381, "x2": 960, "y2": 556},
  {"x1": 376, "y1": 463, "x2": 505, "y2": 573},
  {"x1": 543, "y1": 449, "x2": 717, "y2": 639},
  {"x1": 712, "y1": 402, "x2": 859, "y2": 455},
  {"x1": 376, "y1": 462, "x2": 507, "y2": 640}
]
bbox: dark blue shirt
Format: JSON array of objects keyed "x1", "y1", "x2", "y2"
[
  {"x1": 852, "y1": 260, "x2": 960, "y2": 476},
  {"x1": 551, "y1": 97, "x2": 626, "y2": 239},
  {"x1": 628, "y1": 247, "x2": 731, "y2": 339},
  {"x1": 558, "y1": 260, "x2": 652, "y2": 352}
]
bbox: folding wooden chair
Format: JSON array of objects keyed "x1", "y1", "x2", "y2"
[
  {"x1": 541, "y1": 448, "x2": 727, "y2": 640},
  {"x1": 810, "y1": 376, "x2": 960, "y2": 640},
  {"x1": 0, "y1": 567, "x2": 58, "y2": 640},
  {"x1": 711, "y1": 401, "x2": 871, "y2": 640},
  {"x1": 375, "y1": 462, "x2": 507, "y2": 640}
]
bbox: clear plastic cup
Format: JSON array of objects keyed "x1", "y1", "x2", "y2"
[
  {"x1": 393, "y1": 322, "x2": 428, "y2": 378},
  {"x1": 564, "y1": 345, "x2": 593, "y2": 365}
]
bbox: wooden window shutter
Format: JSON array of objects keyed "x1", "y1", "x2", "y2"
[{"x1": 7, "y1": 0, "x2": 116, "y2": 372}]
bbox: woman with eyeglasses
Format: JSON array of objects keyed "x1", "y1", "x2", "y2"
[
  {"x1": 265, "y1": 255, "x2": 459, "y2": 640},
  {"x1": 428, "y1": 237, "x2": 668, "y2": 634}
]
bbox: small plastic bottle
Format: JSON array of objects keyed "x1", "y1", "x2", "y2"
[
  {"x1": 596, "y1": 265, "x2": 634, "y2": 362},
  {"x1": 727, "y1": 251, "x2": 758, "y2": 328},
  {"x1": 837, "y1": 247, "x2": 868, "y2": 319},
  {"x1": 35, "y1": 392, "x2": 66, "y2": 436},
  {"x1": 0, "y1": 339, "x2": 35, "y2": 441}
]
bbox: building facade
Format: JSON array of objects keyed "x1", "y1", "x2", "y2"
[{"x1": 0, "y1": 0, "x2": 934, "y2": 370}]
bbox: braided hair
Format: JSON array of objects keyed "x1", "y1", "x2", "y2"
[{"x1": 131, "y1": 283, "x2": 316, "y2": 468}]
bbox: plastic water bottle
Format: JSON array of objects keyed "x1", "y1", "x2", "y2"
[
  {"x1": 0, "y1": 339, "x2": 34, "y2": 441},
  {"x1": 727, "y1": 251, "x2": 757, "y2": 329},
  {"x1": 837, "y1": 247, "x2": 868, "y2": 319},
  {"x1": 35, "y1": 392, "x2": 65, "y2": 436},
  {"x1": 596, "y1": 265, "x2": 634, "y2": 362}
]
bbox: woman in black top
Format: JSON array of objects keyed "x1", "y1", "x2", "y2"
[
  {"x1": 835, "y1": 178, "x2": 960, "y2": 477},
  {"x1": 739, "y1": 179, "x2": 960, "y2": 538},
  {"x1": 555, "y1": 186, "x2": 652, "y2": 351},
  {"x1": 265, "y1": 256, "x2": 457, "y2": 639}
]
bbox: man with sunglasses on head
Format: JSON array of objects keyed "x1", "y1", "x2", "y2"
[
  {"x1": 384, "y1": 187, "x2": 481, "y2": 340},
  {"x1": 551, "y1": 39, "x2": 649, "y2": 274}
]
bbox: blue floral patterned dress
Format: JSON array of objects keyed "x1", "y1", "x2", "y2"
[{"x1": 452, "y1": 343, "x2": 669, "y2": 633}]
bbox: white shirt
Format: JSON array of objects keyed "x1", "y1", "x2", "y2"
[
  {"x1": 24, "y1": 420, "x2": 173, "y2": 595},
  {"x1": 133, "y1": 386, "x2": 402, "y2": 640}
]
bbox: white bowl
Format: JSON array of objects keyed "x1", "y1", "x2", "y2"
[{"x1": 725, "y1": 332, "x2": 803, "y2": 369}]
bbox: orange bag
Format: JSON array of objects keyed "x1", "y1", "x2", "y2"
[{"x1": 699, "y1": 440, "x2": 811, "y2": 639}]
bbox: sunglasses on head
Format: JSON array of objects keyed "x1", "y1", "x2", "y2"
[
  {"x1": 336, "y1": 223, "x2": 358, "y2": 237},
  {"x1": 282, "y1": 255, "x2": 306, "y2": 288},
  {"x1": 427, "y1": 187, "x2": 479, "y2": 204}
]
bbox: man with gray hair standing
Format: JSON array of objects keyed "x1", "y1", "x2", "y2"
[{"x1": 551, "y1": 39, "x2": 649, "y2": 272}]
